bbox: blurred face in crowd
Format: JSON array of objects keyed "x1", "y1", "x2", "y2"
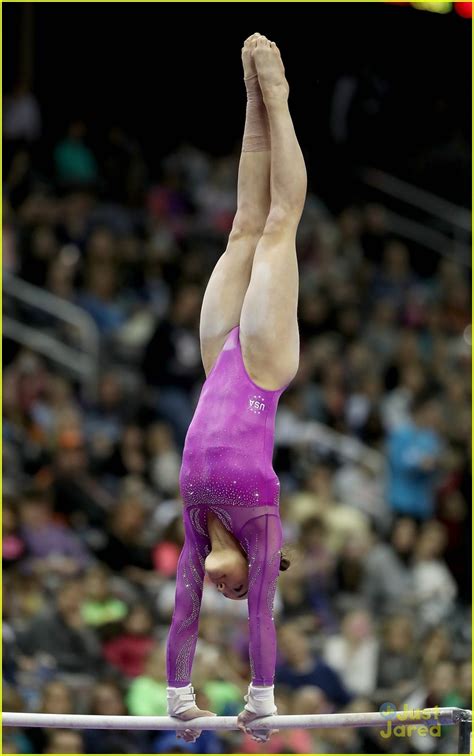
[
  {"x1": 32, "y1": 224, "x2": 58, "y2": 261},
  {"x1": 414, "y1": 399, "x2": 442, "y2": 431},
  {"x1": 292, "y1": 685, "x2": 328, "y2": 715},
  {"x1": 391, "y1": 517, "x2": 417, "y2": 556},
  {"x1": 383, "y1": 615, "x2": 414, "y2": 653},
  {"x1": 99, "y1": 373, "x2": 122, "y2": 409},
  {"x1": 112, "y1": 500, "x2": 146, "y2": 538},
  {"x1": 423, "y1": 626, "x2": 452, "y2": 664},
  {"x1": 342, "y1": 609, "x2": 373, "y2": 643},
  {"x1": 122, "y1": 425, "x2": 143, "y2": 450},
  {"x1": 92, "y1": 682, "x2": 126, "y2": 716},
  {"x1": 278, "y1": 625, "x2": 311, "y2": 665},
  {"x1": 19, "y1": 495, "x2": 51, "y2": 529},
  {"x1": 427, "y1": 661, "x2": 456, "y2": 698},
  {"x1": 383, "y1": 240, "x2": 410, "y2": 278},
  {"x1": 87, "y1": 227, "x2": 116, "y2": 263},
  {"x1": 400, "y1": 364, "x2": 426, "y2": 394},
  {"x1": 57, "y1": 581, "x2": 84, "y2": 616},
  {"x1": 86, "y1": 262, "x2": 118, "y2": 300},
  {"x1": 306, "y1": 464, "x2": 333, "y2": 496},
  {"x1": 415, "y1": 521, "x2": 447, "y2": 560},
  {"x1": 41, "y1": 680, "x2": 73, "y2": 714},
  {"x1": 125, "y1": 604, "x2": 154, "y2": 635},
  {"x1": 300, "y1": 517, "x2": 327, "y2": 550},
  {"x1": 147, "y1": 422, "x2": 175, "y2": 454},
  {"x1": 55, "y1": 430, "x2": 87, "y2": 474},
  {"x1": 84, "y1": 567, "x2": 110, "y2": 602},
  {"x1": 46, "y1": 729, "x2": 83, "y2": 754}
]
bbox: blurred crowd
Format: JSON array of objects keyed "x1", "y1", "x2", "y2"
[{"x1": 2, "y1": 92, "x2": 472, "y2": 755}]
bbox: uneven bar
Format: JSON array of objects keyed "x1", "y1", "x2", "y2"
[{"x1": 2, "y1": 707, "x2": 471, "y2": 732}]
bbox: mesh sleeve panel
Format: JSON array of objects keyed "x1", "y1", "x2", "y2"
[
  {"x1": 166, "y1": 508, "x2": 209, "y2": 686},
  {"x1": 239, "y1": 514, "x2": 282, "y2": 686}
]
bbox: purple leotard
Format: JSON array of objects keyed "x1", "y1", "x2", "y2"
[{"x1": 166, "y1": 325, "x2": 288, "y2": 687}]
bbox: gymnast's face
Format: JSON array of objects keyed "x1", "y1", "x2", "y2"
[{"x1": 204, "y1": 550, "x2": 249, "y2": 600}]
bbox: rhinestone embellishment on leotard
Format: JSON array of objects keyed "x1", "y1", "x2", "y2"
[
  {"x1": 175, "y1": 636, "x2": 195, "y2": 681},
  {"x1": 266, "y1": 551, "x2": 280, "y2": 615},
  {"x1": 209, "y1": 506, "x2": 234, "y2": 533}
]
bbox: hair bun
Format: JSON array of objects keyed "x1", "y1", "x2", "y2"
[{"x1": 279, "y1": 552, "x2": 291, "y2": 572}]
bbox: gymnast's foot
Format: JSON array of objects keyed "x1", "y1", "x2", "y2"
[
  {"x1": 242, "y1": 32, "x2": 260, "y2": 79},
  {"x1": 174, "y1": 704, "x2": 216, "y2": 744},
  {"x1": 253, "y1": 36, "x2": 289, "y2": 105}
]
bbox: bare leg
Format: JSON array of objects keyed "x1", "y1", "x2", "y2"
[
  {"x1": 240, "y1": 38, "x2": 307, "y2": 390},
  {"x1": 199, "y1": 34, "x2": 271, "y2": 376}
]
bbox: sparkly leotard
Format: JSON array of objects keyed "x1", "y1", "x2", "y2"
[{"x1": 166, "y1": 325, "x2": 288, "y2": 687}]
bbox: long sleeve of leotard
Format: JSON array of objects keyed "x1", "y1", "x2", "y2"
[
  {"x1": 239, "y1": 513, "x2": 283, "y2": 687},
  {"x1": 166, "y1": 508, "x2": 209, "y2": 687}
]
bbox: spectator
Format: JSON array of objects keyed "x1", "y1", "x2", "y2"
[
  {"x1": 376, "y1": 614, "x2": 418, "y2": 704},
  {"x1": 362, "y1": 517, "x2": 417, "y2": 616},
  {"x1": 27, "y1": 679, "x2": 75, "y2": 754},
  {"x1": 386, "y1": 394, "x2": 443, "y2": 520},
  {"x1": 323, "y1": 608, "x2": 379, "y2": 696},
  {"x1": 44, "y1": 729, "x2": 84, "y2": 754},
  {"x1": 81, "y1": 565, "x2": 128, "y2": 629},
  {"x1": 142, "y1": 283, "x2": 203, "y2": 446},
  {"x1": 84, "y1": 679, "x2": 151, "y2": 753},
  {"x1": 3, "y1": 499, "x2": 26, "y2": 570},
  {"x1": 93, "y1": 498, "x2": 154, "y2": 575},
  {"x1": 18, "y1": 489, "x2": 91, "y2": 579},
  {"x1": 126, "y1": 644, "x2": 168, "y2": 715},
  {"x1": 54, "y1": 121, "x2": 98, "y2": 186},
  {"x1": 16, "y1": 579, "x2": 104, "y2": 675},
  {"x1": 103, "y1": 602, "x2": 155, "y2": 678},
  {"x1": 412, "y1": 520, "x2": 457, "y2": 628},
  {"x1": 147, "y1": 422, "x2": 181, "y2": 496},
  {"x1": 4, "y1": 82, "x2": 41, "y2": 142},
  {"x1": 276, "y1": 624, "x2": 353, "y2": 707}
]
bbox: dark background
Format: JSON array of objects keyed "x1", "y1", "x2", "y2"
[{"x1": 3, "y1": 2, "x2": 472, "y2": 206}]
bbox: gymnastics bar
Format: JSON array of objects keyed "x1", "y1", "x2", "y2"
[{"x1": 3, "y1": 707, "x2": 471, "y2": 733}]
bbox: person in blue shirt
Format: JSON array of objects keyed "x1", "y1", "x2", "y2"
[
  {"x1": 276, "y1": 624, "x2": 352, "y2": 708},
  {"x1": 387, "y1": 393, "x2": 442, "y2": 521}
]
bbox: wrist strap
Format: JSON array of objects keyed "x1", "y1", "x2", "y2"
[
  {"x1": 244, "y1": 683, "x2": 277, "y2": 716},
  {"x1": 167, "y1": 684, "x2": 196, "y2": 716}
]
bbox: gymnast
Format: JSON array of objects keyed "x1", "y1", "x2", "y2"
[{"x1": 166, "y1": 33, "x2": 307, "y2": 743}]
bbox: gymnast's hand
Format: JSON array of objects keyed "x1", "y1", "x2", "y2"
[
  {"x1": 237, "y1": 707, "x2": 279, "y2": 743},
  {"x1": 174, "y1": 704, "x2": 216, "y2": 744}
]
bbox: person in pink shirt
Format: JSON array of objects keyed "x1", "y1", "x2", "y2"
[{"x1": 165, "y1": 33, "x2": 307, "y2": 744}]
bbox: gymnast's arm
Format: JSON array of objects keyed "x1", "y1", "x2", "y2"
[
  {"x1": 165, "y1": 511, "x2": 215, "y2": 739},
  {"x1": 236, "y1": 514, "x2": 282, "y2": 741},
  {"x1": 166, "y1": 526, "x2": 205, "y2": 687}
]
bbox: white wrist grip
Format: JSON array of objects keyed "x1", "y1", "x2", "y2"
[
  {"x1": 244, "y1": 683, "x2": 277, "y2": 717},
  {"x1": 167, "y1": 684, "x2": 196, "y2": 716}
]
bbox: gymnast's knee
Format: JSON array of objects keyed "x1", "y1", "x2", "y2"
[
  {"x1": 230, "y1": 208, "x2": 267, "y2": 241},
  {"x1": 261, "y1": 205, "x2": 301, "y2": 238}
]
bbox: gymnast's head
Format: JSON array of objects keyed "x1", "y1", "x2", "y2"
[{"x1": 204, "y1": 545, "x2": 290, "y2": 601}]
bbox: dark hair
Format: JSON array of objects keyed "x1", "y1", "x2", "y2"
[{"x1": 279, "y1": 550, "x2": 291, "y2": 572}]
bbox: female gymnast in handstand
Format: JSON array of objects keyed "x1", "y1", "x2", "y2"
[{"x1": 166, "y1": 33, "x2": 307, "y2": 743}]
